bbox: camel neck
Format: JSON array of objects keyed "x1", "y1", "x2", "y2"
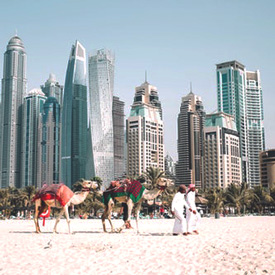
[
  {"x1": 143, "y1": 188, "x2": 161, "y2": 200},
  {"x1": 71, "y1": 191, "x2": 89, "y2": 205}
]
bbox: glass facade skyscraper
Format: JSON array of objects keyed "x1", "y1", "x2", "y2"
[
  {"x1": 112, "y1": 96, "x2": 125, "y2": 180},
  {"x1": 39, "y1": 97, "x2": 61, "y2": 187},
  {"x1": 0, "y1": 36, "x2": 27, "y2": 188},
  {"x1": 176, "y1": 91, "x2": 205, "y2": 188},
  {"x1": 88, "y1": 49, "x2": 115, "y2": 189},
  {"x1": 61, "y1": 41, "x2": 88, "y2": 188},
  {"x1": 216, "y1": 61, "x2": 265, "y2": 186},
  {"x1": 21, "y1": 89, "x2": 46, "y2": 187}
]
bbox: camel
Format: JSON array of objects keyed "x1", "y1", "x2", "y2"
[
  {"x1": 102, "y1": 178, "x2": 173, "y2": 233},
  {"x1": 34, "y1": 180, "x2": 98, "y2": 233}
]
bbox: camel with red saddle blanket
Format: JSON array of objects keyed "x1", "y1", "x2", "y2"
[
  {"x1": 33, "y1": 180, "x2": 98, "y2": 233},
  {"x1": 102, "y1": 178, "x2": 173, "y2": 233}
]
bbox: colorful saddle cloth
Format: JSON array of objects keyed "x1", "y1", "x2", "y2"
[
  {"x1": 103, "y1": 180, "x2": 145, "y2": 205},
  {"x1": 33, "y1": 183, "x2": 74, "y2": 206}
]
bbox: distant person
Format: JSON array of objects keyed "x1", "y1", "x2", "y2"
[
  {"x1": 186, "y1": 184, "x2": 201, "y2": 234},
  {"x1": 171, "y1": 185, "x2": 192, "y2": 236}
]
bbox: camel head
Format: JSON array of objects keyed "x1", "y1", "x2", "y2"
[
  {"x1": 81, "y1": 180, "x2": 98, "y2": 192},
  {"x1": 156, "y1": 178, "x2": 174, "y2": 191}
]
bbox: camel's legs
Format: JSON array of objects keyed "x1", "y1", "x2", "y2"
[
  {"x1": 34, "y1": 200, "x2": 41, "y2": 233},
  {"x1": 135, "y1": 200, "x2": 143, "y2": 234},
  {"x1": 64, "y1": 204, "x2": 71, "y2": 234},
  {"x1": 53, "y1": 207, "x2": 65, "y2": 233},
  {"x1": 34, "y1": 200, "x2": 48, "y2": 233},
  {"x1": 102, "y1": 200, "x2": 115, "y2": 233}
]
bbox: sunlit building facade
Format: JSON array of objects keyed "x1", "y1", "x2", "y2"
[
  {"x1": 88, "y1": 49, "x2": 115, "y2": 189},
  {"x1": 203, "y1": 112, "x2": 241, "y2": 189},
  {"x1": 127, "y1": 81, "x2": 164, "y2": 177}
]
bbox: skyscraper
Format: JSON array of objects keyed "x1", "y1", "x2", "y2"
[
  {"x1": 112, "y1": 96, "x2": 125, "y2": 179},
  {"x1": 21, "y1": 89, "x2": 46, "y2": 187},
  {"x1": 41, "y1": 74, "x2": 63, "y2": 105},
  {"x1": 126, "y1": 81, "x2": 164, "y2": 177},
  {"x1": 61, "y1": 41, "x2": 88, "y2": 188},
  {"x1": 0, "y1": 36, "x2": 27, "y2": 188},
  {"x1": 203, "y1": 112, "x2": 241, "y2": 189},
  {"x1": 246, "y1": 70, "x2": 265, "y2": 186},
  {"x1": 39, "y1": 96, "x2": 61, "y2": 188},
  {"x1": 176, "y1": 91, "x2": 205, "y2": 188},
  {"x1": 88, "y1": 49, "x2": 115, "y2": 188},
  {"x1": 216, "y1": 61, "x2": 265, "y2": 186}
]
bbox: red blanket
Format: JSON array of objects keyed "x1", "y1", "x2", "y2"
[
  {"x1": 103, "y1": 180, "x2": 145, "y2": 205},
  {"x1": 33, "y1": 184, "x2": 74, "y2": 206}
]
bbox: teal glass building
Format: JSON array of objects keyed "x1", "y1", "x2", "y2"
[
  {"x1": 216, "y1": 61, "x2": 265, "y2": 186},
  {"x1": 61, "y1": 41, "x2": 88, "y2": 188}
]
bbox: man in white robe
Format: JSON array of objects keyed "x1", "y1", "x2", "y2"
[
  {"x1": 186, "y1": 184, "x2": 201, "y2": 234},
  {"x1": 171, "y1": 185, "x2": 193, "y2": 236}
]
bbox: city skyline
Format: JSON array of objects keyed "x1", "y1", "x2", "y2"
[{"x1": 0, "y1": 1, "x2": 275, "y2": 161}]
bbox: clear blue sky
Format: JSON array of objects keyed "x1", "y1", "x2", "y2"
[{"x1": 1, "y1": 0, "x2": 274, "y2": 160}]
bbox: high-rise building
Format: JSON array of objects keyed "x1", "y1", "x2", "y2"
[
  {"x1": 259, "y1": 149, "x2": 275, "y2": 189},
  {"x1": 21, "y1": 89, "x2": 47, "y2": 187},
  {"x1": 88, "y1": 49, "x2": 115, "y2": 189},
  {"x1": 112, "y1": 96, "x2": 125, "y2": 179},
  {"x1": 61, "y1": 41, "x2": 88, "y2": 188},
  {"x1": 126, "y1": 81, "x2": 164, "y2": 177},
  {"x1": 176, "y1": 91, "x2": 205, "y2": 188},
  {"x1": 41, "y1": 74, "x2": 63, "y2": 105},
  {"x1": 203, "y1": 112, "x2": 241, "y2": 189},
  {"x1": 0, "y1": 36, "x2": 27, "y2": 188},
  {"x1": 246, "y1": 70, "x2": 265, "y2": 186},
  {"x1": 165, "y1": 154, "x2": 176, "y2": 180},
  {"x1": 38, "y1": 96, "x2": 61, "y2": 188},
  {"x1": 216, "y1": 61, "x2": 265, "y2": 186}
]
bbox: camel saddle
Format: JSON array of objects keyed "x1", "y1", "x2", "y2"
[
  {"x1": 103, "y1": 180, "x2": 145, "y2": 205},
  {"x1": 33, "y1": 183, "x2": 74, "y2": 206}
]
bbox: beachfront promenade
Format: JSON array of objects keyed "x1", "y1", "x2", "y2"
[{"x1": 0, "y1": 216, "x2": 274, "y2": 275}]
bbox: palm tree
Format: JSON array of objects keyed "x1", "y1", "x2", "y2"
[
  {"x1": 143, "y1": 166, "x2": 166, "y2": 215},
  {"x1": 205, "y1": 187, "x2": 225, "y2": 218},
  {"x1": 251, "y1": 185, "x2": 273, "y2": 214},
  {"x1": 225, "y1": 183, "x2": 250, "y2": 215},
  {"x1": 143, "y1": 167, "x2": 165, "y2": 190}
]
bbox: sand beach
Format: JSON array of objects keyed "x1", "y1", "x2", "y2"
[{"x1": 0, "y1": 216, "x2": 274, "y2": 275}]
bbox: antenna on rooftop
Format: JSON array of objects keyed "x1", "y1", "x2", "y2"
[
  {"x1": 190, "y1": 82, "x2": 193, "y2": 93},
  {"x1": 145, "y1": 70, "x2": 147, "y2": 83}
]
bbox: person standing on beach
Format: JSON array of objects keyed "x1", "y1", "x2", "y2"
[
  {"x1": 186, "y1": 184, "x2": 201, "y2": 234},
  {"x1": 171, "y1": 185, "x2": 192, "y2": 236}
]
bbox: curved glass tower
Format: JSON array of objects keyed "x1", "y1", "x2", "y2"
[
  {"x1": 61, "y1": 41, "x2": 88, "y2": 188},
  {"x1": 0, "y1": 36, "x2": 27, "y2": 188},
  {"x1": 88, "y1": 49, "x2": 115, "y2": 188}
]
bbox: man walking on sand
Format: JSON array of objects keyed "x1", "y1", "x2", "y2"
[
  {"x1": 186, "y1": 184, "x2": 201, "y2": 234},
  {"x1": 171, "y1": 185, "x2": 193, "y2": 236}
]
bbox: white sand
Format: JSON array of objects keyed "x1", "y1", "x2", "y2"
[{"x1": 0, "y1": 216, "x2": 274, "y2": 275}]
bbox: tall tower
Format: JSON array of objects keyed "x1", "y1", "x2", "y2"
[
  {"x1": 41, "y1": 73, "x2": 63, "y2": 106},
  {"x1": 203, "y1": 112, "x2": 241, "y2": 189},
  {"x1": 176, "y1": 91, "x2": 205, "y2": 188},
  {"x1": 0, "y1": 35, "x2": 27, "y2": 188},
  {"x1": 88, "y1": 49, "x2": 115, "y2": 188},
  {"x1": 216, "y1": 61, "x2": 265, "y2": 186},
  {"x1": 112, "y1": 96, "x2": 125, "y2": 179},
  {"x1": 246, "y1": 70, "x2": 265, "y2": 186},
  {"x1": 126, "y1": 81, "x2": 164, "y2": 178},
  {"x1": 216, "y1": 61, "x2": 247, "y2": 183},
  {"x1": 61, "y1": 41, "x2": 88, "y2": 188},
  {"x1": 21, "y1": 89, "x2": 47, "y2": 187},
  {"x1": 38, "y1": 97, "x2": 61, "y2": 188}
]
